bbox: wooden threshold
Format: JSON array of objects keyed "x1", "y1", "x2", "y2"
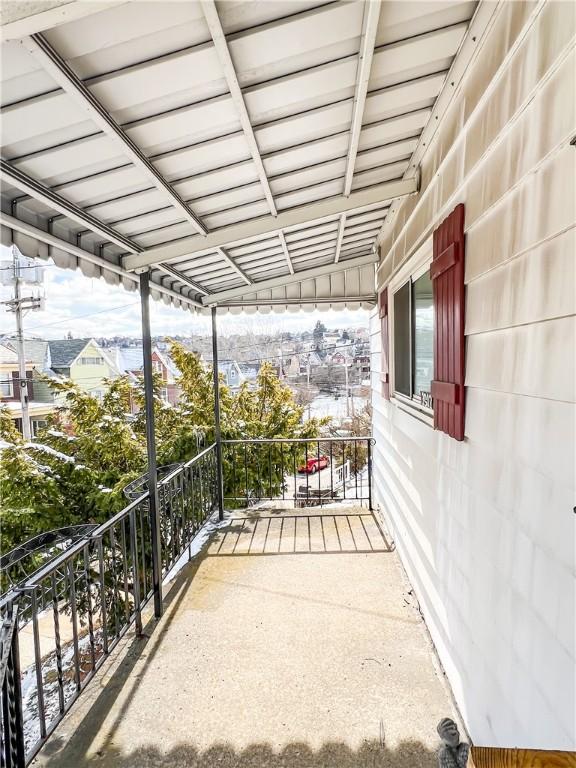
[{"x1": 470, "y1": 747, "x2": 576, "y2": 767}]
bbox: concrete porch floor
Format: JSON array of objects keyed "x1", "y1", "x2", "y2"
[{"x1": 35, "y1": 508, "x2": 462, "y2": 767}]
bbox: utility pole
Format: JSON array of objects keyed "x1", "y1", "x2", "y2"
[
  {"x1": 13, "y1": 246, "x2": 31, "y2": 440},
  {"x1": 344, "y1": 360, "x2": 350, "y2": 418},
  {"x1": 2, "y1": 246, "x2": 46, "y2": 441},
  {"x1": 1, "y1": 247, "x2": 44, "y2": 440}
]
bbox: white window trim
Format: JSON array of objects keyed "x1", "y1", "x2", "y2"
[
  {"x1": 0, "y1": 378, "x2": 13, "y2": 398},
  {"x1": 388, "y1": 236, "x2": 434, "y2": 426}
]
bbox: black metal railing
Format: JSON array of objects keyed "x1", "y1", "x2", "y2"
[
  {"x1": 0, "y1": 437, "x2": 373, "y2": 765},
  {"x1": 0, "y1": 525, "x2": 99, "y2": 599},
  {"x1": 222, "y1": 437, "x2": 374, "y2": 509},
  {"x1": 0, "y1": 443, "x2": 219, "y2": 766},
  {"x1": 1, "y1": 604, "x2": 25, "y2": 768}
]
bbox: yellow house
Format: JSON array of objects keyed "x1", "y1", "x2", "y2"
[
  {"x1": 48, "y1": 338, "x2": 120, "y2": 400},
  {"x1": 0, "y1": 341, "x2": 55, "y2": 436}
]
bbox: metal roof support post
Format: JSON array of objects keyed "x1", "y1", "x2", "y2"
[
  {"x1": 211, "y1": 306, "x2": 224, "y2": 521},
  {"x1": 140, "y1": 270, "x2": 163, "y2": 618}
]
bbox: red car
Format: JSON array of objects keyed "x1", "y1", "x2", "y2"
[{"x1": 298, "y1": 455, "x2": 330, "y2": 474}]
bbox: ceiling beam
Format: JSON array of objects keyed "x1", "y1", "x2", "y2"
[
  {"x1": 343, "y1": 0, "x2": 381, "y2": 197},
  {"x1": 201, "y1": 0, "x2": 277, "y2": 216},
  {"x1": 217, "y1": 247, "x2": 252, "y2": 285},
  {"x1": 277, "y1": 231, "x2": 294, "y2": 275},
  {"x1": 1, "y1": 161, "x2": 213, "y2": 299},
  {"x1": 19, "y1": 33, "x2": 208, "y2": 237},
  {"x1": 0, "y1": 1, "x2": 119, "y2": 41},
  {"x1": 123, "y1": 175, "x2": 418, "y2": 271},
  {"x1": 1, "y1": 159, "x2": 140, "y2": 253},
  {"x1": 201, "y1": 253, "x2": 377, "y2": 306},
  {"x1": 222, "y1": 295, "x2": 376, "y2": 308},
  {"x1": 334, "y1": 214, "x2": 347, "y2": 263},
  {"x1": 2, "y1": 213, "x2": 203, "y2": 309},
  {"x1": 156, "y1": 264, "x2": 209, "y2": 296}
]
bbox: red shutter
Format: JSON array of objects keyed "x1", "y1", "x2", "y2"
[
  {"x1": 378, "y1": 288, "x2": 390, "y2": 400},
  {"x1": 431, "y1": 204, "x2": 466, "y2": 440},
  {"x1": 26, "y1": 371, "x2": 34, "y2": 400},
  {"x1": 10, "y1": 371, "x2": 19, "y2": 401}
]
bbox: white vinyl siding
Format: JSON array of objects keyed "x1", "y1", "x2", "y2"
[{"x1": 372, "y1": 0, "x2": 575, "y2": 752}]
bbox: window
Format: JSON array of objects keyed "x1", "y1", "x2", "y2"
[
  {"x1": 393, "y1": 268, "x2": 434, "y2": 409},
  {"x1": 79, "y1": 356, "x2": 103, "y2": 365},
  {"x1": 153, "y1": 360, "x2": 162, "y2": 373},
  {"x1": 0, "y1": 377, "x2": 13, "y2": 398},
  {"x1": 31, "y1": 419, "x2": 47, "y2": 437}
]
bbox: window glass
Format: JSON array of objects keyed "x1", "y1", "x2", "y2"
[
  {"x1": 392, "y1": 268, "x2": 435, "y2": 408},
  {"x1": 393, "y1": 281, "x2": 411, "y2": 396},
  {"x1": 31, "y1": 419, "x2": 47, "y2": 437},
  {"x1": 412, "y1": 271, "x2": 434, "y2": 402},
  {"x1": 0, "y1": 379, "x2": 12, "y2": 398}
]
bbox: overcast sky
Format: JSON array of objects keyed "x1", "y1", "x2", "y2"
[{"x1": 0, "y1": 248, "x2": 369, "y2": 341}]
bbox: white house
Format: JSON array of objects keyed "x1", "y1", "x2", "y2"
[{"x1": 370, "y1": 0, "x2": 575, "y2": 751}]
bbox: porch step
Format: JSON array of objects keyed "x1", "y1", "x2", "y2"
[{"x1": 470, "y1": 747, "x2": 576, "y2": 767}]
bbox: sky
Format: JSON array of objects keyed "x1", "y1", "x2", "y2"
[{"x1": 0, "y1": 247, "x2": 369, "y2": 341}]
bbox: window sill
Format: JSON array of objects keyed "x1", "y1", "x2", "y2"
[{"x1": 392, "y1": 395, "x2": 434, "y2": 428}]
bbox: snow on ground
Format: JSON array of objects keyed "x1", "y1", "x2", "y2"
[
  {"x1": 164, "y1": 513, "x2": 229, "y2": 583},
  {"x1": 308, "y1": 394, "x2": 367, "y2": 420},
  {"x1": 19, "y1": 511, "x2": 225, "y2": 754},
  {"x1": 21, "y1": 628, "x2": 104, "y2": 753}
]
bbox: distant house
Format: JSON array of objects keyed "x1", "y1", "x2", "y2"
[
  {"x1": 353, "y1": 354, "x2": 370, "y2": 376},
  {"x1": 323, "y1": 331, "x2": 340, "y2": 348},
  {"x1": 48, "y1": 338, "x2": 120, "y2": 401},
  {"x1": 0, "y1": 340, "x2": 55, "y2": 436},
  {"x1": 109, "y1": 346, "x2": 181, "y2": 405},
  {"x1": 218, "y1": 360, "x2": 244, "y2": 391},
  {"x1": 330, "y1": 351, "x2": 348, "y2": 366},
  {"x1": 281, "y1": 352, "x2": 321, "y2": 379},
  {"x1": 279, "y1": 355, "x2": 299, "y2": 378},
  {"x1": 238, "y1": 362, "x2": 260, "y2": 388}
]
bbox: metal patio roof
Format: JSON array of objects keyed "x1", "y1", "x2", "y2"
[{"x1": 0, "y1": 0, "x2": 479, "y2": 313}]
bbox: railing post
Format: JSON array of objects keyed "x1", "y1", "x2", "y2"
[
  {"x1": 1, "y1": 604, "x2": 26, "y2": 768},
  {"x1": 211, "y1": 306, "x2": 225, "y2": 521},
  {"x1": 367, "y1": 439, "x2": 373, "y2": 511},
  {"x1": 139, "y1": 270, "x2": 162, "y2": 618}
]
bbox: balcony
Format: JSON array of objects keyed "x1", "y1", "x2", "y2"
[{"x1": 1, "y1": 438, "x2": 462, "y2": 767}]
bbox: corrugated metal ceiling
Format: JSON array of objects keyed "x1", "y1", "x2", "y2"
[{"x1": 0, "y1": 0, "x2": 478, "y2": 312}]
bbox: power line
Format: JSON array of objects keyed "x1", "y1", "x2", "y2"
[{"x1": 22, "y1": 301, "x2": 141, "y2": 332}]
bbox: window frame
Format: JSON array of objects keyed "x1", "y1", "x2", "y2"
[
  {"x1": 79, "y1": 356, "x2": 103, "y2": 366},
  {"x1": 0, "y1": 377, "x2": 13, "y2": 399},
  {"x1": 388, "y1": 239, "x2": 434, "y2": 425}
]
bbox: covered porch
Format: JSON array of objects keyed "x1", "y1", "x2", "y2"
[
  {"x1": 33, "y1": 506, "x2": 459, "y2": 768},
  {"x1": 1, "y1": 0, "x2": 574, "y2": 765}
]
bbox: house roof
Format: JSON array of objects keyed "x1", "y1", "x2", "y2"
[
  {"x1": 110, "y1": 347, "x2": 144, "y2": 374},
  {"x1": 109, "y1": 346, "x2": 179, "y2": 380},
  {"x1": 2, "y1": 337, "x2": 50, "y2": 367},
  {"x1": 219, "y1": 360, "x2": 240, "y2": 371},
  {"x1": 0, "y1": 0, "x2": 482, "y2": 314},
  {"x1": 238, "y1": 365, "x2": 259, "y2": 381},
  {"x1": 48, "y1": 339, "x2": 91, "y2": 368},
  {"x1": 0, "y1": 342, "x2": 19, "y2": 365}
]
